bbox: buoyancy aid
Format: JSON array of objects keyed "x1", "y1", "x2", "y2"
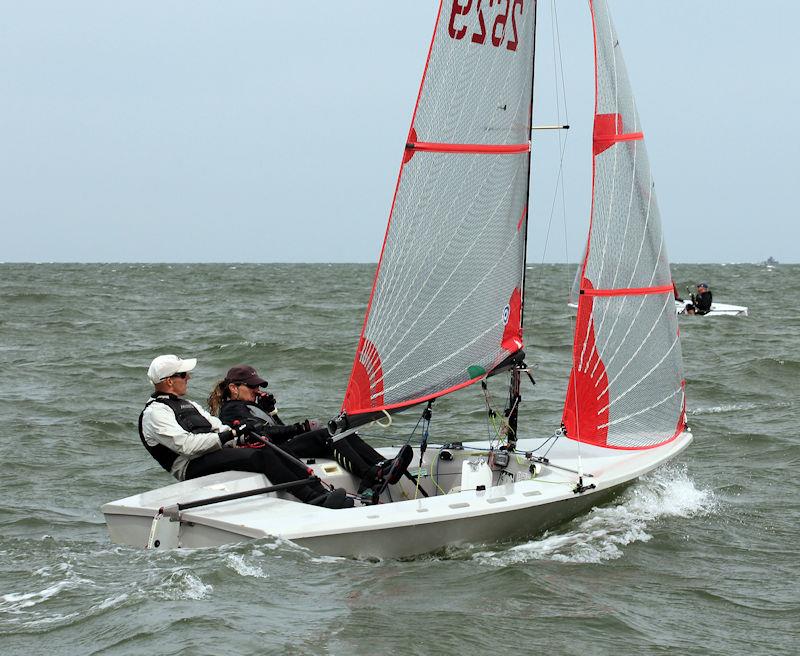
[{"x1": 138, "y1": 393, "x2": 214, "y2": 472}]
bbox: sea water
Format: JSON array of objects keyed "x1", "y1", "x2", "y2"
[{"x1": 0, "y1": 263, "x2": 797, "y2": 655}]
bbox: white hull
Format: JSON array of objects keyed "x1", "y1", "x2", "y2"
[
  {"x1": 674, "y1": 300, "x2": 748, "y2": 317},
  {"x1": 103, "y1": 431, "x2": 692, "y2": 558},
  {"x1": 568, "y1": 301, "x2": 748, "y2": 317}
]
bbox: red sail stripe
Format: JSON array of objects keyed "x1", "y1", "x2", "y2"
[
  {"x1": 595, "y1": 131, "x2": 643, "y2": 144},
  {"x1": 593, "y1": 113, "x2": 644, "y2": 155},
  {"x1": 406, "y1": 141, "x2": 530, "y2": 154},
  {"x1": 582, "y1": 284, "x2": 673, "y2": 297}
]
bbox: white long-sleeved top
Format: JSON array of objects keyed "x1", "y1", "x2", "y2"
[{"x1": 140, "y1": 397, "x2": 227, "y2": 481}]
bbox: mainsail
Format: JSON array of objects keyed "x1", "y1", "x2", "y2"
[
  {"x1": 563, "y1": 0, "x2": 685, "y2": 449},
  {"x1": 343, "y1": 1, "x2": 537, "y2": 418}
]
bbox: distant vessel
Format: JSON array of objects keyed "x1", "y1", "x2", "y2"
[
  {"x1": 569, "y1": 295, "x2": 749, "y2": 318},
  {"x1": 104, "y1": 0, "x2": 692, "y2": 558},
  {"x1": 675, "y1": 299, "x2": 748, "y2": 317},
  {"x1": 762, "y1": 256, "x2": 779, "y2": 266}
]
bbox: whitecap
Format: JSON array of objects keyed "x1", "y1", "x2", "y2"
[
  {"x1": 11, "y1": 611, "x2": 80, "y2": 628},
  {"x1": 309, "y1": 555, "x2": 347, "y2": 564},
  {"x1": 96, "y1": 593, "x2": 129, "y2": 610},
  {"x1": 0, "y1": 558, "x2": 97, "y2": 615},
  {"x1": 226, "y1": 554, "x2": 267, "y2": 578},
  {"x1": 0, "y1": 579, "x2": 79, "y2": 613},
  {"x1": 160, "y1": 570, "x2": 212, "y2": 600}
]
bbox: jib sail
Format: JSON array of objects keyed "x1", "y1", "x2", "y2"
[{"x1": 563, "y1": 0, "x2": 685, "y2": 449}]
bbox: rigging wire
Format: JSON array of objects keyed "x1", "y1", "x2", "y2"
[
  {"x1": 528, "y1": 0, "x2": 574, "y2": 378},
  {"x1": 552, "y1": 0, "x2": 572, "y2": 265},
  {"x1": 527, "y1": 0, "x2": 584, "y2": 482}
]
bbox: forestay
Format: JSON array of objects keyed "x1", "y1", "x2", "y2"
[
  {"x1": 343, "y1": 1, "x2": 537, "y2": 417},
  {"x1": 563, "y1": 0, "x2": 685, "y2": 449}
]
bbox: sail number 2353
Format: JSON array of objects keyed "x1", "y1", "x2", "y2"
[{"x1": 448, "y1": 0, "x2": 525, "y2": 51}]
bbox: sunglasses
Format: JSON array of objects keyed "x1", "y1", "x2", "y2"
[{"x1": 161, "y1": 371, "x2": 189, "y2": 380}]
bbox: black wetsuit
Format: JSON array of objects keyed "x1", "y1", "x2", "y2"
[
  {"x1": 219, "y1": 399, "x2": 386, "y2": 481},
  {"x1": 691, "y1": 290, "x2": 713, "y2": 315},
  {"x1": 140, "y1": 394, "x2": 327, "y2": 503}
]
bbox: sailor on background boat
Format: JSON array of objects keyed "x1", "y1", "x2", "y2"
[
  {"x1": 140, "y1": 355, "x2": 351, "y2": 509},
  {"x1": 208, "y1": 365, "x2": 413, "y2": 497},
  {"x1": 684, "y1": 282, "x2": 713, "y2": 315}
]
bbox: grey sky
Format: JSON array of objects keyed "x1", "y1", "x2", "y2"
[{"x1": 1, "y1": 2, "x2": 796, "y2": 263}]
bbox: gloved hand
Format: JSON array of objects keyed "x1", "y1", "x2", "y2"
[
  {"x1": 298, "y1": 418, "x2": 322, "y2": 432},
  {"x1": 255, "y1": 391, "x2": 277, "y2": 415},
  {"x1": 228, "y1": 419, "x2": 264, "y2": 446}
]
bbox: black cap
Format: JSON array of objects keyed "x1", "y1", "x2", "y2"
[{"x1": 225, "y1": 365, "x2": 268, "y2": 387}]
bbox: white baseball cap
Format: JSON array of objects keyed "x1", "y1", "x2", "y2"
[{"x1": 147, "y1": 354, "x2": 197, "y2": 384}]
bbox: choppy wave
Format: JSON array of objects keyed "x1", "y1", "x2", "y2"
[
  {"x1": 1, "y1": 263, "x2": 798, "y2": 654},
  {"x1": 225, "y1": 554, "x2": 267, "y2": 578},
  {"x1": 157, "y1": 570, "x2": 213, "y2": 600}
]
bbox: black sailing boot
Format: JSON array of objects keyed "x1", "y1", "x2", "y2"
[
  {"x1": 309, "y1": 487, "x2": 353, "y2": 509},
  {"x1": 294, "y1": 480, "x2": 353, "y2": 509},
  {"x1": 359, "y1": 444, "x2": 414, "y2": 493}
]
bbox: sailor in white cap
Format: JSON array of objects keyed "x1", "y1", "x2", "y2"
[{"x1": 139, "y1": 355, "x2": 350, "y2": 508}]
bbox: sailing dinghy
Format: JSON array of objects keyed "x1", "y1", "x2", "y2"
[
  {"x1": 570, "y1": 295, "x2": 749, "y2": 317},
  {"x1": 104, "y1": 0, "x2": 692, "y2": 558},
  {"x1": 675, "y1": 299, "x2": 748, "y2": 317}
]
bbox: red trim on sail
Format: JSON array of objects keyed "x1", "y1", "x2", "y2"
[
  {"x1": 406, "y1": 141, "x2": 530, "y2": 155},
  {"x1": 563, "y1": 279, "x2": 610, "y2": 446},
  {"x1": 343, "y1": 337, "x2": 385, "y2": 414},
  {"x1": 516, "y1": 204, "x2": 527, "y2": 232},
  {"x1": 593, "y1": 113, "x2": 643, "y2": 155},
  {"x1": 677, "y1": 378, "x2": 687, "y2": 435},
  {"x1": 501, "y1": 287, "x2": 523, "y2": 353},
  {"x1": 583, "y1": 284, "x2": 673, "y2": 297}
]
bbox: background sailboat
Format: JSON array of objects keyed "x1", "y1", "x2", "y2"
[{"x1": 104, "y1": 0, "x2": 693, "y2": 558}]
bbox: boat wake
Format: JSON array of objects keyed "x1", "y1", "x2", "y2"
[
  {"x1": 474, "y1": 464, "x2": 717, "y2": 565},
  {"x1": 688, "y1": 402, "x2": 758, "y2": 415}
]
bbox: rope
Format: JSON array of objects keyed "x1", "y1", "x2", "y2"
[{"x1": 413, "y1": 401, "x2": 434, "y2": 500}]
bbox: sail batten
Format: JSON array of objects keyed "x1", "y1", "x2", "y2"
[
  {"x1": 343, "y1": 0, "x2": 537, "y2": 417},
  {"x1": 582, "y1": 284, "x2": 673, "y2": 297},
  {"x1": 563, "y1": 0, "x2": 685, "y2": 450},
  {"x1": 407, "y1": 141, "x2": 530, "y2": 154}
]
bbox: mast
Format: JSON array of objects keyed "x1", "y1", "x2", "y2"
[{"x1": 506, "y1": 0, "x2": 539, "y2": 450}]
